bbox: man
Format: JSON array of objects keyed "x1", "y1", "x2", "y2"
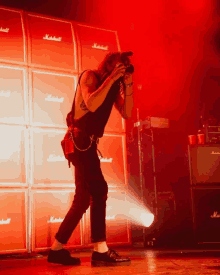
[{"x1": 47, "y1": 52, "x2": 134, "y2": 266}]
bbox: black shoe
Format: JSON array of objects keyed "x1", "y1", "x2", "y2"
[
  {"x1": 91, "y1": 249, "x2": 131, "y2": 266},
  {"x1": 47, "y1": 249, "x2": 81, "y2": 266}
]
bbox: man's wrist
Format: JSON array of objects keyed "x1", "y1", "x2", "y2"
[
  {"x1": 125, "y1": 92, "x2": 133, "y2": 96},
  {"x1": 124, "y1": 84, "x2": 133, "y2": 96},
  {"x1": 124, "y1": 82, "x2": 133, "y2": 87}
]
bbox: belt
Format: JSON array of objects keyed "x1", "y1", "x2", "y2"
[
  {"x1": 68, "y1": 126, "x2": 99, "y2": 141},
  {"x1": 68, "y1": 126, "x2": 100, "y2": 150},
  {"x1": 90, "y1": 135, "x2": 99, "y2": 144}
]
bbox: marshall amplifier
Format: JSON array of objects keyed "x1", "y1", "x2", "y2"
[
  {"x1": 191, "y1": 187, "x2": 220, "y2": 243},
  {"x1": 205, "y1": 126, "x2": 220, "y2": 144},
  {"x1": 188, "y1": 145, "x2": 220, "y2": 185}
]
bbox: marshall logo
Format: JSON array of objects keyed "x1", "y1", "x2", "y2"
[
  {"x1": 45, "y1": 95, "x2": 64, "y2": 103},
  {"x1": 47, "y1": 216, "x2": 64, "y2": 223},
  {"x1": 92, "y1": 43, "x2": 108, "y2": 51},
  {"x1": 211, "y1": 211, "x2": 220, "y2": 218},
  {"x1": 106, "y1": 206, "x2": 116, "y2": 220},
  {"x1": 47, "y1": 154, "x2": 65, "y2": 162},
  {"x1": 211, "y1": 151, "x2": 220, "y2": 155},
  {"x1": 106, "y1": 215, "x2": 116, "y2": 220},
  {"x1": 107, "y1": 206, "x2": 113, "y2": 211},
  {"x1": 0, "y1": 218, "x2": 11, "y2": 225},
  {"x1": 0, "y1": 90, "x2": 11, "y2": 98},
  {"x1": 98, "y1": 156, "x2": 113, "y2": 163},
  {"x1": 0, "y1": 27, "x2": 9, "y2": 33},
  {"x1": 43, "y1": 34, "x2": 62, "y2": 42}
]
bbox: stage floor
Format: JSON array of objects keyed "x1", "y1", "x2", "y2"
[{"x1": 1, "y1": 248, "x2": 220, "y2": 274}]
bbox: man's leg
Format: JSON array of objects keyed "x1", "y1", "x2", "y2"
[
  {"x1": 48, "y1": 163, "x2": 90, "y2": 265},
  {"x1": 90, "y1": 179, "x2": 108, "y2": 253},
  {"x1": 89, "y1": 157, "x2": 131, "y2": 265},
  {"x1": 53, "y1": 164, "x2": 90, "y2": 247}
]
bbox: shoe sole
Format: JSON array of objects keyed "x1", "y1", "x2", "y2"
[
  {"x1": 48, "y1": 258, "x2": 81, "y2": 266},
  {"x1": 91, "y1": 260, "x2": 131, "y2": 267}
]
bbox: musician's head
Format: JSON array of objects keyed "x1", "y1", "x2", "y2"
[
  {"x1": 96, "y1": 52, "x2": 120, "y2": 81},
  {"x1": 96, "y1": 52, "x2": 132, "y2": 82}
]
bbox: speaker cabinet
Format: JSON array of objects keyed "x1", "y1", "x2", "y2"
[
  {"x1": 98, "y1": 134, "x2": 127, "y2": 187},
  {"x1": 32, "y1": 190, "x2": 82, "y2": 251},
  {"x1": 0, "y1": 65, "x2": 28, "y2": 125},
  {"x1": 189, "y1": 145, "x2": 220, "y2": 185},
  {"x1": 0, "y1": 7, "x2": 26, "y2": 64},
  {"x1": 83, "y1": 190, "x2": 131, "y2": 246},
  {"x1": 0, "y1": 190, "x2": 27, "y2": 254},
  {"x1": 30, "y1": 127, "x2": 75, "y2": 187},
  {"x1": 191, "y1": 186, "x2": 220, "y2": 243},
  {"x1": 76, "y1": 24, "x2": 119, "y2": 72},
  {"x1": 0, "y1": 125, "x2": 27, "y2": 187},
  {"x1": 26, "y1": 13, "x2": 77, "y2": 71},
  {"x1": 30, "y1": 70, "x2": 77, "y2": 128}
]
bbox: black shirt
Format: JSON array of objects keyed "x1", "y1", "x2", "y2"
[{"x1": 72, "y1": 71, "x2": 120, "y2": 137}]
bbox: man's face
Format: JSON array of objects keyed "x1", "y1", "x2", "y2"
[{"x1": 107, "y1": 56, "x2": 122, "y2": 74}]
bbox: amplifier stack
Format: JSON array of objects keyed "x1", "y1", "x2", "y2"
[
  {"x1": 205, "y1": 126, "x2": 220, "y2": 144},
  {"x1": 189, "y1": 144, "x2": 220, "y2": 244},
  {"x1": 0, "y1": 5, "x2": 130, "y2": 255}
]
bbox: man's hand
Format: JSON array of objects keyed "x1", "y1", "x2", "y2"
[{"x1": 109, "y1": 63, "x2": 126, "y2": 82}]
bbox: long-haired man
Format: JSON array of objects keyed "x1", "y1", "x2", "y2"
[{"x1": 48, "y1": 52, "x2": 134, "y2": 266}]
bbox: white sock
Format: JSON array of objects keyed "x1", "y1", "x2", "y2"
[
  {"x1": 51, "y1": 239, "x2": 63, "y2": 251},
  {"x1": 93, "y1": 241, "x2": 108, "y2": 253}
]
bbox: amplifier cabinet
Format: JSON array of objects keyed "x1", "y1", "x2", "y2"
[
  {"x1": 97, "y1": 134, "x2": 128, "y2": 187},
  {"x1": 26, "y1": 13, "x2": 77, "y2": 71},
  {"x1": 191, "y1": 186, "x2": 220, "y2": 243},
  {"x1": 0, "y1": 190, "x2": 27, "y2": 254},
  {"x1": 29, "y1": 69, "x2": 77, "y2": 128},
  {"x1": 30, "y1": 127, "x2": 75, "y2": 188},
  {"x1": 188, "y1": 145, "x2": 220, "y2": 185},
  {"x1": 83, "y1": 190, "x2": 131, "y2": 246},
  {"x1": 0, "y1": 7, "x2": 26, "y2": 65},
  {"x1": 30, "y1": 130, "x2": 127, "y2": 188},
  {"x1": 0, "y1": 125, "x2": 28, "y2": 187},
  {"x1": 75, "y1": 23, "x2": 120, "y2": 72},
  {"x1": 205, "y1": 126, "x2": 220, "y2": 144},
  {"x1": 104, "y1": 105, "x2": 125, "y2": 133},
  {"x1": 0, "y1": 65, "x2": 28, "y2": 125},
  {"x1": 31, "y1": 190, "x2": 82, "y2": 251}
]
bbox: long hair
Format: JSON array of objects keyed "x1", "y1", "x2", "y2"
[{"x1": 94, "y1": 52, "x2": 121, "y2": 83}]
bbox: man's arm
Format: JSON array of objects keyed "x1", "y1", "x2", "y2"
[
  {"x1": 81, "y1": 64, "x2": 126, "y2": 113},
  {"x1": 114, "y1": 73, "x2": 134, "y2": 119}
]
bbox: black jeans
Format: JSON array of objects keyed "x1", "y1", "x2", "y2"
[{"x1": 55, "y1": 131, "x2": 108, "y2": 244}]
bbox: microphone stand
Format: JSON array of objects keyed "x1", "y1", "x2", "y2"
[
  {"x1": 136, "y1": 108, "x2": 146, "y2": 245},
  {"x1": 150, "y1": 127, "x2": 158, "y2": 218},
  {"x1": 136, "y1": 109, "x2": 159, "y2": 246}
]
